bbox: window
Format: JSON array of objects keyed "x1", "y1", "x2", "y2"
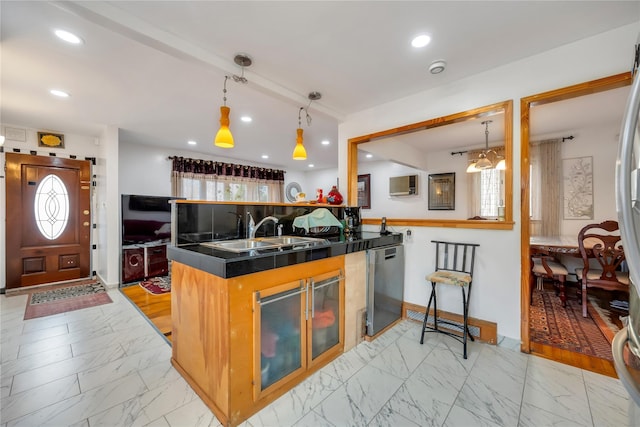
[
  {"x1": 34, "y1": 174, "x2": 69, "y2": 240},
  {"x1": 178, "y1": 177, "x2": 279, "y2": 202},
  {"x1": 479, "y1": 169, "x2": 503, "y2": 218},
  {"x1": 469, "y1": 169, "x2": 505, "y2": 219}
]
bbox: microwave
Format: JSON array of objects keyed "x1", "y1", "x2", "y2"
[{"x1": 389, "y1": 174, "x2": 418, "y2": 196}]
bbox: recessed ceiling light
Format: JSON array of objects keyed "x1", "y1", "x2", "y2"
[
  {"x1": 411, "y1": 34, "x2": 431, "y2": 48},
  {"x1": 366, "y1": 153, "x2": 373, "y2": 158},
  {"x1": 54, "y1": 29, "x2": 83, "y2": 45},
  {"x1": 321, "y1": 140, "x2": 330, "y2": 146},
  {"x1": 308, "y1": 164, "x2": 315, "y2": 168},
  {"x1": 261, "y1": 154, "x2": 269, "y2": 159},
  {"x1": 50, "y1": 89, "x2": 70, "y2": 98},
  {"x1": 240, "y1": 116, "x2": 252, "y2": 122},
  {"x1": 187, "y1": 140, "x2": 197, "y2": 145}
]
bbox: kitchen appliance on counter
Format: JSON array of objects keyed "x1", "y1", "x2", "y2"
[
  {"x1": 615, "y1": 43, "x2": 640, "y2": 414},
  {"x1": 343, "y1": 206, "x2": 362, "y2": 235},
  {"x1": 366, "y1": 244, "x2": 405, "y2": 336}
]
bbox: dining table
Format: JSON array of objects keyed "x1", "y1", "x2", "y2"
[{"x1": 529, "y1": 235, "x2": 581, "y2": 256}]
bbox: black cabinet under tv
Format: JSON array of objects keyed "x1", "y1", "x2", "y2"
[{"x1": 122, "y1": 242, "x2": 168, "y2": 284}]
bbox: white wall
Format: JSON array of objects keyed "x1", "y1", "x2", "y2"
[
  {"x1": 338, "y1": 23, "x2": 639, "y2": 341},
  {"x1": 304, "y1": 168, "x2": 341, "y2": 201},
  {"x1": 559, "y1": 123, "x2": 620, "y2": 237},
  {"x1": 96, "y1": 126, "x2": 119, "y2": 287},
  {"x1": 358, "y1": 148, "x2": 472, "y2": 219},
  {"x1": 0, "y1": 124, "x2": 103, "y2": 289}
]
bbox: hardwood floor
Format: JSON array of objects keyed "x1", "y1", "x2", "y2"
[
  {"x1": 120, "y1": 283, "x2": 172, "y2": 342},
  {"x1": 529, "y1": 341, "x2": 617, "y2": 377}
]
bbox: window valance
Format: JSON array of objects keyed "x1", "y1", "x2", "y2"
[{"x1": 169, "y1": 156, "x2": 285, "y2": 182}]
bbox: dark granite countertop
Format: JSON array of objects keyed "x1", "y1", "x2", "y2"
[{"x1": 167, "y1": 231, "x2": 403, "y2": 279}]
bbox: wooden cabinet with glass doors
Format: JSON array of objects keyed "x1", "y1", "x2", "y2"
[
  {"x1": 254, "y1": 268, "x2": 343, "y2": 399},
  {"x1": 170, "y1": 256, "x2": 345, "y2": 427}
]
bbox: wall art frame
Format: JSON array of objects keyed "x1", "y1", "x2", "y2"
[
  {"x1": 428, "y1": 172, "x2": 455, "y2": 210},
  {"x1": 562, "y1": 156, "x2": 593, "y2": 220},
  {"x1": 37, "y1": 132, "x2": 65, "y2": 149},
  {"x1": 357, "y1": 174, "x2": 371, "y2": 209}
]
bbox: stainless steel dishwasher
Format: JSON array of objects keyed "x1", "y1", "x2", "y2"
[{"x1": 366, "y1": 244, "x2": 405, "y2": 336}]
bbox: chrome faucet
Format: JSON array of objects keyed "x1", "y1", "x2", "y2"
[{"x1": 247, "y1": 214, "x2": 279, "y2": 238}]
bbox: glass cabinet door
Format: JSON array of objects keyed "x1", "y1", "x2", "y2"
[
  {"x1": 255, "y1": 280, "x2": 307, "y2": 392},
  {"x1": 309, "y1": 270, "x2": 343, "y2": 362}
]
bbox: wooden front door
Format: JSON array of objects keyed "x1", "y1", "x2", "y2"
[{"x1": 5, "y1": 153, "x2": 92, "y2": 289}]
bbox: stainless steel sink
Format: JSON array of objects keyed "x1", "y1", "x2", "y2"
[
  {"x1": 201, "y1": 239, "x2": 279, "y2": 252},
  {"x1": 200, "y1": 236, "x2": 327, "y2": 253},
  {"x1": 260, "y1": 236, "x2": 326, "y2": 245}
]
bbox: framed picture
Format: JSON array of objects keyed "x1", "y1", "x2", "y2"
[
  {"x1": 428, "y1": 173, "x2": 455, "y2": 210},
  {"x1": 357, "y1": 174, "x2": 371, "y2": 209},
  {"x1": 563, "y1": 156, "x2": 593, "y2": 219},
  {"x1": 37, "y1": 132, "x2": 65, "y2": 149}
]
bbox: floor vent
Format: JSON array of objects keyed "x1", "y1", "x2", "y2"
[{"x1": 403, "y1": 302, "x2": 497, "y2": 344}]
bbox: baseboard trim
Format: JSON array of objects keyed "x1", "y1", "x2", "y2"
[{"x1": 403, "y1": 302, "x2": 497, "y2": 344}]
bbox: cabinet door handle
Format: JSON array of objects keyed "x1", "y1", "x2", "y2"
[
  {"x1": 303, "y1": 280, "x2": 309, "y2": 321},
  {"x1": 256, "y1": 283, "x2": 306, "y2": 306},
  {"x1": 310, "y1": 278, "x2": 315, "y2": 319}
]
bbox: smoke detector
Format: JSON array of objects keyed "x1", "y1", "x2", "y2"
[{"x1": 429, "y1": 60, "x2": 446, "y2": 74}]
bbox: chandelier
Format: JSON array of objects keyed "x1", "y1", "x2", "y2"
[{"x1": 466, "y1": 120, "x2": 505, "y2": 173}]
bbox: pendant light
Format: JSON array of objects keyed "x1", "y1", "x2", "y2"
[
  {"x1": 466, "y1": 120, "x2": 505, "y2": 173},
  {"x1": 214, "y1": 76, "x2": 234, "y2": 148},
  {"x1": 292, "y1": 91, "x2": 321, "y2": 160},
  {"x1": 475, "y1": 120, "x2": 494, "y2": 169},
  {"x1": 214, "y1": 54, "x2": 252, "y2": 148}
]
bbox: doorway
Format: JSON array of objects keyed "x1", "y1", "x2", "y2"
[
  {"x1": 520, "y1": 72, "x2": 632, "y2": 373},
  {"x1": 5, "y1": 153, "x2": 92, "y2": 289}
]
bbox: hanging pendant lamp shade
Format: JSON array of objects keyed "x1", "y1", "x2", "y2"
[
  {"x1": 293, "y1": 128, "x2": 307, "y2": 160},
  {"x1": 215, "y1": 106, "x2": 234, "y2": 148},
  {"x1": 292, "y1": 92, "x2": 321, "y2": 160},
  {"x1": 475, "y1": 152, "x2": 492, "y2": 169},
  {"x1": 466, "y1": 161, "x2": 480, "y2": 173}
]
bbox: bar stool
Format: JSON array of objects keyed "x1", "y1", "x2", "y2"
[{"x1": 420, "y1": 240, "x2": 479, "y2": 359}]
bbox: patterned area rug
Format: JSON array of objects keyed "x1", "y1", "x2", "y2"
[
  {"x1": 530, "y1": 289, "x2": 618, "y2": 361},
  {"x1": 139, "y1": 276, "x2": 171, "y2": 295},
  {"x1": 24, "y1": 281, "x2": 112, "y2": 320}
]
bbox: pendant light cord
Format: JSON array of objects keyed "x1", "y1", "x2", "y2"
[{"x1": 222, "y1": 75, "x2": 229, "y2": 106}]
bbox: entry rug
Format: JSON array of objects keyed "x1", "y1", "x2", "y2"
[
  {"x1": 139, "y1": 276, "x2": 171, "y2": 295},
  {"x1": 529, "y1": 290, "x2": 617, "y2": 361},
  {"x1": 24, "y1": 282, "x2": 112, "y2": 320}
]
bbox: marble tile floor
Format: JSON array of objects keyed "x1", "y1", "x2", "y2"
[{"x1": 0, "y1": 288, "x2": 634, "y2": 427}]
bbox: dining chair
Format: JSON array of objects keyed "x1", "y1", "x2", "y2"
[
  {"x1": 575, "y1": 220, "x2": 629, "y2": 317},
  {"x1": 420, "y1": 240, "x2": 479, "y2": 359},
  {"x1": 530, "y1": 251, "x2": 569, "y2": 306}
]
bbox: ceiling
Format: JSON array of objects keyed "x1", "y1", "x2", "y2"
[{"x1": 1, "y1": 1, "x2": 639, "y2": 171}]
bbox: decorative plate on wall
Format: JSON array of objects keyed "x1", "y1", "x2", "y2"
[{"x1": 285, "y1": 182, "x2": 302, "y2": 202}]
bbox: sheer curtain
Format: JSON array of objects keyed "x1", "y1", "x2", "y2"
[
  {"x1": 170, "y1": 157, "x2": 285, "y2": 202},
  {"x1": 530, "y1": 139, "x2": 561, "y2": 237},
  {"x1": 467, "y1": 147, "x2": 505, "y2": 219}
]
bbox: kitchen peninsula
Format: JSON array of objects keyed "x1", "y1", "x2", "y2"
[{"x1": 166, "y1": 201, "x2": 402, "y2": 426}]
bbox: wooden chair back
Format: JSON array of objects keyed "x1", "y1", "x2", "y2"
[{"x1": 577, "y1": 220, "x2": 626, "y2": 289}]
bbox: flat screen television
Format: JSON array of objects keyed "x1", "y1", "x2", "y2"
[{"x1": 121, "y1": 194, "x2": 177, "y2": 245}]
